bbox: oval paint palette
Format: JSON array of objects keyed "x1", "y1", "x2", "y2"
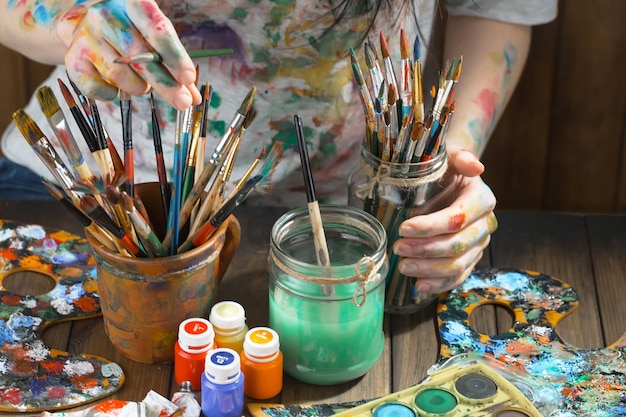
[
  {"x1": 332, "y1": 359, "x2": 544, "y2": 417},
  {"x1": 0, "y1": 221, "x2": 124, "y2": 412}
]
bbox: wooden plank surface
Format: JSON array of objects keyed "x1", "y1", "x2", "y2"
[{"x1": 0, "y1": 201, "x2": 624, "y2": 417}]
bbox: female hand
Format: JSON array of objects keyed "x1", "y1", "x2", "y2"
[
  {"x1": 392, "y1": 145, "x2": 498, "y2": 294},
  {"x1": 56, "y1": 0, "x2": 200, "y2": 109}
]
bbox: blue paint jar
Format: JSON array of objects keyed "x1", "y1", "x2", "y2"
[{"x1": 200, "y1": 348, "x2": 244, "y2": 417}]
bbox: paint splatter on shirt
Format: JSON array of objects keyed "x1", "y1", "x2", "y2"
[{"x1": 1, "y1": 0, "x2": 556, "y2": 206}]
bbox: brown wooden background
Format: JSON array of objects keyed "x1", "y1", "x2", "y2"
[{"x1": 1, "y1": 1, "x2": 624, "y2": 213}]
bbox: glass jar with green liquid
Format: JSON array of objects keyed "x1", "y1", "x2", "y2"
[{"x1": 267, "y1": 204, "x2": 388, "y2": 385}]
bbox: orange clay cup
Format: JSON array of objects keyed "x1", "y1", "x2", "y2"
[{"x1": 85, "y1": 182, "x2": 241, "y2": 364}]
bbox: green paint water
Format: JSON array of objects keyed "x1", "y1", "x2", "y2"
[{"x1": 269, "y1": 233, "x2": 385, "y2": 385}]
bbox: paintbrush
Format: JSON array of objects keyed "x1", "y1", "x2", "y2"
[
  {"x1": 413, "y1": 35, "x2": 424, "y2": 124},
  {"x1": 41, "y1": 178, "x2": 117, "y2": 252},
  {"x1": 12, "y1": 109, "x2": 80, "y2": 202},
  {"x1": 66, "y1": 77, "x2": 125, "y2": 177},
  {"x1": 190, "y1": 134, "x2": 240, "y2": 234},
  {"x1": 89, "y1": 100, "x2": 116, "y2": 179},
  {"x1": 379, "y1": 30, "x2": 399, "y2": 99},
  {"x1": 79, "y1": 194, "x2": 145, "y2": 257},
  {"x1": 189, "y1": 104, "x2": 253, "y2": 236},
  {"x1": 120, "y1": 192, "x2": 167, "y2": 258},
  {"x1": 294, "y1": 114, "x2": 333, "y2": 296},
  {"x1": 364, "y1": 41, "x2": 384, "y2": 102},
  {"x1": 57, "y1": 78, "x2": 112, "y2": 178},
  {"x1": 149, "y1": 92, "x2": 170, "y2": 219},
  {"x1": 251, "y1": 140, "x2": 283, "y2": 199},
  {"x1": 119, "y1": 90, "x2": 134, "y2": 197},
  {"x1": 162, "y1": 86, "x2": 256, "y2": 252},
  {"x1": 350, "y1": 48, "x2": 375, "y2": 123},
  {"x1": 181, "y1": 84, "x2": 208, "y2": 204},
  {"x1": 177, "y1": 175, "x2": 262, "y2": 253},
  {"x1": 195, "y1": 82, "x2": 212, "y2": 185},
  {"x1": 165, "y1": 106, "x2": 186, "y2": 254},
  {"x1": 114, "y1": 48, "x2": 235, "y2": 64},
  {"x1": 399, "y1": 28, "x2": 413, "y2": 121},
  {"x1": 36, "y1": 86, "x2": 94, "y2": 182},
  {"x1": 105, "y1": 185, "x2": 140, "y2": 246}
]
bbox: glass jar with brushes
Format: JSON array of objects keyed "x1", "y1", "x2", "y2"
[
  {"x1": 267, "y1": 204, "x2": 388, "y2": 384},
  {"x1": 347, "y1": 142, "x2": 456, "y2": 314}
]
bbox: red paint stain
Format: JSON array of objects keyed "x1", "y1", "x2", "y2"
[
  {"x1": 71, "y1": 375, "x2": 98, "y2": 390},
  {"x1": 448, "y1": 213, "x2": 466, "y2": 232},
  {"x1": 505, "y1": 340, "x2": 538, "y2": 356},
  {"x1": 1, "y1": 295, "x2": 22, "y2": 306},
  {"x1": 41, "y1": 360, "x2": 65, "y2": 375},
  {"x1": 74, "y1": 295, "x2": 98, "y2": 313},
  {"x1": 0, "y1": 388, "x2": 22, "y2": 405},
  {"x1": 47, "y1": 386, "x2": 67, "y2": 399},
  {"x1": 93, "y1": 399, "x2": 131, "y2": 413},
  {"x1": 0, "y1": 249, "x2": 17, "y2": 261}
]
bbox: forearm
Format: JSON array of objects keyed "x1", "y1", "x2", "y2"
[
  {"x1": 0, "y1": 0, "x2": 82, "y2": 64},
  {"x1": 443, "y1": 15, "x2": 531, "y2": 156}
]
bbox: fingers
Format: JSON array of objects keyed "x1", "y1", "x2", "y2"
[
  {"x1": 400, "y1": 176, "x2": 496, "y2": 238},
  {"x1": 65, "y1": 21, "x2": 149, "y2": 100},
  {"x1": 62, "y1": 0, "x2": 200, "y2": 109},
  {"x1": 123, "y1": 0, "x2": 201, "y2": 108},
  {"x1": 124, "y1": 0, "x2": 197, "y2": 85},
  {"x1": 414, "y1": 255, "x2": 484, "y2": 294},
  {"x1": 447, "y1": 146, "x2": 485, "y2": 177},
  {"x1": 393, "y1": 212, "x2": 497, "y2": 260}
]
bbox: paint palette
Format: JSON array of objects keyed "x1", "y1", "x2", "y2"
[{"x1": 331, "y1": 353, "x2": 556, "y2": 417}]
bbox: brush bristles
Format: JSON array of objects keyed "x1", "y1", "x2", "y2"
[
  {"x1": 36, "y1": 86, "x2": 62, "y2": 118},
  {"x1": 379, "y1": 30, "x2": 390, "y2": 58},
  {"x1": 400, "y1": 29, "x2": 410, "y2": 60},
  {"x1": 57, "y1": 78, "x2": 77, "y2": 108},
  {"x1": 42, "y1": 178, "x2": 64, "y2": 200},
  {"x1": 12, "y1": 109, "x2": 45, "y2": 146}
]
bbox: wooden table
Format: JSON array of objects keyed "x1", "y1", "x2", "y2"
[{"x1": 1, "y1": 200, "x2": 625, "y2": 416}]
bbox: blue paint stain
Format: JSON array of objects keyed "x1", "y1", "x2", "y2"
[
  {"x1": 17, "y1": 225, "x2": 46, "y2": 240},
  {"x1": 29, "y1": 378, "x2": 48, "y2": 397},
  {"x1": 33, "y1": 5, "x2": 53, "y2": 24},
  {"x1": 10, "y1": 315, "x2": 38, "y2": 329},
  {"x1": 0, "y1": 321, "x2": 18, "y2": 345},
  {"x1": 53, "y1": 250, "x2": 78, "y2": 264}
]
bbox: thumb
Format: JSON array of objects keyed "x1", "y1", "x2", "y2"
[{"x1": 447, "y1": 145, "x2": 485, "y2": 177}]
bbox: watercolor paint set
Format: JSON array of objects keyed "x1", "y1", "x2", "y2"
[{"x1": 331, "y1": 353, "x2": 558, "y2": 417}]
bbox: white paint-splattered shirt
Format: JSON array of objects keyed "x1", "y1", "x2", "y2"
[{"x1": 1, "y1": 0, "x2": 556, "y2": 206}]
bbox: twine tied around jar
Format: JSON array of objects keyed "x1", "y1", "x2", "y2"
[
  {"x1": 355, "y1": 157, "x2": 449, "y2": 200},
  {"x1": 269, "y1": 251, "x2": 384, "y2": 307}
]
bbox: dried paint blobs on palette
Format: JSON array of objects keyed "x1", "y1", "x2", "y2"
[
  {"x1": 438, "y1": 267, "x2": 626, "y2": 417},
  {"x1": 0, "y1": 220, "x2": 124, "y2": 412}
]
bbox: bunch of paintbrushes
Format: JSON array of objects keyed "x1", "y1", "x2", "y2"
[
  {"x1": 13, "y1": 78, "x2": 281, "y2": 258},
  {"x1": 352, "y1": 29, "x2": 461, "y2": 166},
  {"x1": 350, "y1": 29, "x2": 462, "y2": 310}
]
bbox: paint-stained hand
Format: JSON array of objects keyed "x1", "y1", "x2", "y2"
[
  {"x1": 55, "y1": 0, "x2": 200, "y2": 109},
  {"x1": 392, "y1": 146, "x2": 497, "y2": 294}
]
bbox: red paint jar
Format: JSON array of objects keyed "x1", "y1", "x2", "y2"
[{"x1": 174, "y1": 318, "x2": 216, "y2": 390}]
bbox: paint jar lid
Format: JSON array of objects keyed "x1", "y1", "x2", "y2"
[
  {"x1": 205, "y1": 348, "x2": 241, "y2": 384},
  {"x1": 178, "y1": 318, "x2": 215, "y2": 354},
  {"x1": 243, "y1": 327, "x2": 280, "y2": 362},
  {"x1": 209, "y1": 301, "x2": 247, "y2": 334}
]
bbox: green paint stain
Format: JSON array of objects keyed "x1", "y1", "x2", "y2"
[
  {"x1": 317, "y1": 131, "x2": 336, "y2": 156},
  {"x1": 229, "y1": 8, "x2": 248, "y2": 21},
  {"x1": 269, "y1": 0, "x2": 293, "y2": 5},
  {"x1": 308, "y1": 29, "x2": 363, "y2": 59},
  {"x1": 209, "y1": 120, "x2": 226, "y2": 137},
  {"x1": 210, "y1": 91, "x2": 221, "y2": 109}
]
